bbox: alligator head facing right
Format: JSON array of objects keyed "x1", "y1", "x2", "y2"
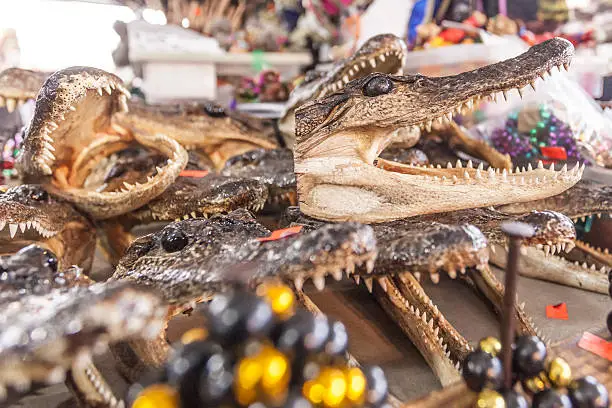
[{"x1": 294, "y1": 38, "x2": 582, "y2": 223}]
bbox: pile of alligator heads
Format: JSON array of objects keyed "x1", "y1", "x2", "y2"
[{"x1": 0, "y1": 34, "x2": 610, "y2": 407}]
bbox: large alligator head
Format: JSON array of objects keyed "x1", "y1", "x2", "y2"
[
  {"x1": 279, "y1": 33, "x2": 408, "y2": 147},
  {"x1": 0, "y1": 185, "x2": 96, "y2": 272},
  {"x1": 113, "y1": 209, "x2": 377, "y2": 308},
  {"x1": 113, "y1": 100, "x2": 277, "y2": 169},
  {"x1": 294, "y1": 38, "x2": 583, "y2": 222},
  {"x1": 16, "y1": 67, "x2": 188, "y2": 219},
  {"x1": 0, "y1": 68, "x2": 49, "y2": 112}
]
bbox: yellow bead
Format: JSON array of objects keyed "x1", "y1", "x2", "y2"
[
  {"x1": 259, "y1": 283, "x2": 296, "y2": 319},
  {"x1": 132, "y1": 384, "x2": 179, "y2": 408},
  {"x1": 547, "y1": 357, "x2": 572, "y2": 388},
  {"x1": 345, "y1": 367, "x2": 366, "y2": 404},
  {"x1": 180, "y1": 328, "x2": 208, "y2": 344},
  {"x1": 479, "y1": 337, "x2": 502, "y2": 357},
  {"x1": 260, "y1": 347, "x2": 290, "y2": 395},
  {"x1": 234, "y1": 357, "x2": 263, "y2": 405},
  {"x1": 523, "y1": 372, "x2": 550, "y2": 394},
  {"x1": 476, "y1": 389, "x2": 506, "y2": 408},
  {"x1": 318, "y1": 368, "x2": 347, "y2": 407},
  {"x1": 304, "y1": 380, "x2": 326, "y2": 405}
]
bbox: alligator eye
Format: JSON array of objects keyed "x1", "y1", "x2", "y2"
[
  {"x1": 30, "y1": 189, "x2": 48, "y2": 201},
  {"x1": 363, "y1": 76, "x2": 394, "y2": 97},
  {"x1": 161, "y1": 228, "x2": 188, "y2": 252},
  {"x1": 203, "y1": 102, "x2": 226, "y2": 118},
  {"x1": 43, "y1": 250, "x2": 58, "y2": 272}
]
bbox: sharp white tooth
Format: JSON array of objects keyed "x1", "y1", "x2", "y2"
[
  {"x1": 377, "y1": 278, "x2": 388, "y2": 292},
  {"x1": 155, "y1": 166, "x2": 164, "y2": 174},
  {"x1": 6, "y1": 98, "x2": 16, "y2": 112},
  {"x1": 44, "y1": 142, "x2": 55, "y2": 152},
  {"x1": 597, "y1": 213, "x2": 602, "y2": 218},
  {"x1": 445, "y1": 112, "x2": 453, "y2": 122},
  {"x1": 361, "y1": 61, "x2": 366, "y2": 68},
  {"x1": 544, "y1": 245, "x2": 550, "y2": 256},
  {"x1": 428, "y1": 317, "x2": 434, "y2": 328},
  {"x1": 369, "y1": 58, "x2": 376, "y2": 68},
  {"x1": 551, "y1": 245, "x2": 556, "y2": 255},
  {"x1": 431, "y1": 273, "x2": 440, "y2": 284},
  {"x1": 421, "y1": 311, "x2": 427, "y2": 323},
  {"x1": 502, "y1": 169, "x2": 508, "y2": 182},
  {"x1": 456, "y1": 160, "x2": 462, "y2": 168},
  {"x1": 353, "y1": 275, "x2": 360, "y2": 285},
  {"x1": 49, "y1": 121, "x2": 59, "y2": 129},
  {"x1": 448, "y1": 269, "x2": 457, "y2": 279},
  {"x1": 191, "y1": 212, "x2": 197, "y2": 218},
  {"x1": 379, "y1": 54, "x2": 386, "y2": 62},
  {"x1": 590, "y1": 264, "x2": 597, "y2": 271},
  {"x1": 467, "y1": 160, "x2": 473, "y2": 169},
  {"x1": 313, "y1": 276, "x2": 326, "y2": 291},
  {"x1": 527, "y1": 163, "x2": 533, "y2": 171},
  {"x1": 9, "y1": 223, "x2": 18, "y2": 238},
  {"x1": 69, "y1": 106, "x2": 77, "y2": 111},
  {"x1": 414, "y1": 272, "x2": 421, "y2": 281},
  {"x1": 343, "y1": 75, "x2": 349, "y2": 84},
  {"x1": 447, "y1": 162, "x2": 453, "y2": 169},
  {"x1": 475, "y1": 169, "x2": 482, "y2": 179},
  {"x1": 332, "y1": 269, "x2": 342, "y2": 281},
  {"x1": 0, "y1": 221, "x2": 6, "y2": 231},
  {"x1": 600, "y1": 266, "x2": 607, "y2": 273},
  {"x1": 104, "y1": 84, "x2": 112, "y2": 94},
  {"x1": 537, "y1": 160, "x2": 544, "y2": 169},
  {"x1": 452, "y1": 175, "x2": 458, "y2": 183},
  {"x1": 366, "y1": 259, "x2": 375, "y2": 273},
  {"x1": 463, "y1": 171, "x2": 470, "y2": 179},
  {"x1": 582, "y1": 262, "x2": 588, "y2": 269},
  {"x1": 43, "y1": 134, "x2": 54, "y2": 142},
  {"x1": 477, "y1": 163, "x2": 484, "y2": 171},
  {"x1": 336, "y1": 80, "x2": 343, "y2": 88},
  {"x1": 365, "y1": 278, "x2": 373, "y2": 292},
  {"x1": 123, "y1": 182, "x2": 133, "y2": 190},
  {"x1": 294, "y1": 276, "x2": 303, "y2": 291},
  {"x1": 556, "y1": 243, "x2": 562, "y2": 253},
  {"x1": 97, "y1": 87, "x2": 103, "y2": 96}
]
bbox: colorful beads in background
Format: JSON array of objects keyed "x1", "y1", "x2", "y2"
[
  {"x1": 463, "y1": 335, "x2": 609, "y2": 407},
  {"x1": 0, "y1": 127, "x2": 24, "y2": 183},
  {"x1": 490, "y1": 105, "x2": 587, "y2": 168},
  {"x1": 127, "y1": 283, "x2": 390, "y2": 408}
]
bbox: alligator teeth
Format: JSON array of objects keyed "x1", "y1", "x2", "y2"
[
  {"x1": 343, "y1": 75, "x2": 349, "y2": 84},
  {"x1": 369, "y1": 58, "x2": 376, "y2": 68},
  {"x1": 364, "y1": 278, "x2": 374, "y2": 293},
  {"x1": 313, "y1": 276, "x2": 326, "y2": 291},
  {"x1": 5, "y1": 98, "x2": 16, "y2": 113},
  {"x1": 377, "y1": 278, "x2": 388, "y2": 292},
  {"x1": 9, "y1": 223, "x2": 18, "y2": 238},
  {"x1": 430, "y1": 272, "x2": 440, "y2": 284},
  {"x1": 104, "y1": 84, "x2": 113, "y2": 95},
  {"x1": 379, "y1": 54, "x2": 386, "y2": 62},
  {"x1": 331, "y1": 269, "x2": 343, "y2": 281},
  {"x1": 97, "y1": 87, "x2": 103, "y2": 96},
  {"x1": 366, "y1": 259, "x2": 375, "y2": 273}
]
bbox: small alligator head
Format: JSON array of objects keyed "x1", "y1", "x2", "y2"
[
  {"x1": 294, "y1": 38, "x2": 582, "y2": 222},
  {"x1": 113, "y1": 100, "x2": 276, "y2": 169},
  {"x1": 0, "y1": 185, "x2": 96, "y2": 272},
  {"x1": 0, "y1": 68, "x2": 49, "y2": 112},
  {"x1": 113, "y1": 209, "x2": 377, "y2": 308},
  {"x1": 222, "y1": 148, "x2": 297, "y2": 207},
  {"x1": 280, "y1": 33, "x2": 408, "y2": 146},
  {"x1": 16, "y1": 67, "x2": 188, "y2": 219}
]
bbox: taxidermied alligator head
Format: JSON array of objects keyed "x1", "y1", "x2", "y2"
[
  {"x1": 0, "y1": 185, "x2": 96, "y2": 272},
  {"x1": 113, "y1": 100, "x2": 277, "y2": 169},
  {"x1": 279, "y1": 33, "x2": 408, "y2": 147},
  {"x1": 493, "y1": 180, "x2": 612, "y2": 293},
  {"x1": 294, "y1": 38, "x2": 583, "y2": 222},
  {"x1": 16, "y1": 67, "x2": 189, "y2": 219},
  {"x1": 0, "y1": 68, "x2": 49, "y2": 112},
  {"x1": 0, "y1": 250, "x2": 165, "y2": 406},
  {"x1": 283, "y1": 206, "x2": 573, "y2": 385}
]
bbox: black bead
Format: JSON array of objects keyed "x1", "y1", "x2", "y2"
[
  {"x1": 160, "y1": 227, "x2": 188, "y2": 253},
  {"x1": 203, "y1": 102, "x2": 226, "y2": 117},
  {"x1": 607, "y1": 311, "x2": 612, "y2": 336},
  {"x1": 503, "y1": 390, "x2": 529, "y2": 408},
  {"x1": 364, "y1": 365, "x2": 389, "y2": 407},
  {"x1": 532, "y1": 389, "x2": 572, "y2": 408},
  {"x1": 569, "y1": 376, "x2": 610, "y2": 408},
  {"x1": 29, "y1": 189, "x2": 48, "y2": 201},
  {"x1": 273, "y1": 309, "x2": 330, "y2": 357},
  {"x1": 608, "y1": 269, "x2": 612, "y2": 283},
  {"x1": 462, "y1": 350, "x2": 503, "y2": 392},
  {"x1": 166, "y1": 340, "x2": 233, "y2": 406},
  {"x1": 284, "y1": 389, "x2": 314, "y2": 408},
  {"x1": 513, "y1": 335, "x2": 547, "y2": 378},
  {"x1": 363, "y1": 75, "x2": 394, "y2": 97},
  {"x1": 203, "y1": 291, "x2": 274, "y2": 345},
  {"x1": 324, "y1": 319, "x2": 348, "y2": 356}
]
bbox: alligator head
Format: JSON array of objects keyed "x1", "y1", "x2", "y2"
[
  {"x1": 113, "y1": 100, "x2": 276, "y2": 169},
  {"x1": 280, "y1": 33, "x2": 408, "y2": 147},
  {"x1": 493, "y1": 181, "x2": 612, "y2": 293},
  {"x1": 113, "y1": 208, "x2": 377, "y2": 308},
  {"x1": 294, "y1": 38, "x2": 583, "y2": 222},
  {"x1": 0, "y1": 68, "x2": 49, "y2": 112},
  {"x1": 16, "y1": 67, "x2": 188, "y2": 219},
  {"x1": 0, "y1": 276, "x2": 165, "y2": 402},
  {"x1": 222, "y1": 148, "x2": 296, "y2": 206},
  {"x1": 0, "y1": 185, "x2": 96, "y2": 272}
]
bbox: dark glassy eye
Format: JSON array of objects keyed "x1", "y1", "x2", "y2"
[
  {"x1": 203, "y1": 102, "x2": 226, "y2": 118},
  {"x1": 363, "y1": 76, "x2": 394, "y2": 97},
  {"x1": 161, "y1": 228, "x2": 188, "y2": 252},
  {"x1": 42, "y1": 250, "x2": 58, "y2": 272},
  {"x1": 30, "y1": 189, "x2": 48, "y2": 201}
]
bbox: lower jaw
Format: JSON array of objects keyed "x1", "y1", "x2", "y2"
[{"x1": 46, "y1": 132, "x2": 188, "y2": 219}]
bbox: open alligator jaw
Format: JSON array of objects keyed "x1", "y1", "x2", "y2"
[
  {"x1": 0, "y1": 68, "x2": 49, "y2": 112},
  {"x1": 16, "y1": 67, "x2": 188, "y2": 219},
  {"x1": 294, "y1": 38, "x2": 581, "y2": 223}
]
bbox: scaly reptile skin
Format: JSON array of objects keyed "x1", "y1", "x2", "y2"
[
  {"x1": 0, "y1": 246, "x2": 166, "y2": 407},
  {"x1": 294, "y1": 38, "x2": 582, "y2": 223},
  {"x1": 0, "y1": 185, "x2": 96, "y2": 272},
  {"x1": 283, "y1": 205, "x2": 574, "y2": 385},
  {"x1": 279, "y1": 33, "x2": 408, "y2": 147}
]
